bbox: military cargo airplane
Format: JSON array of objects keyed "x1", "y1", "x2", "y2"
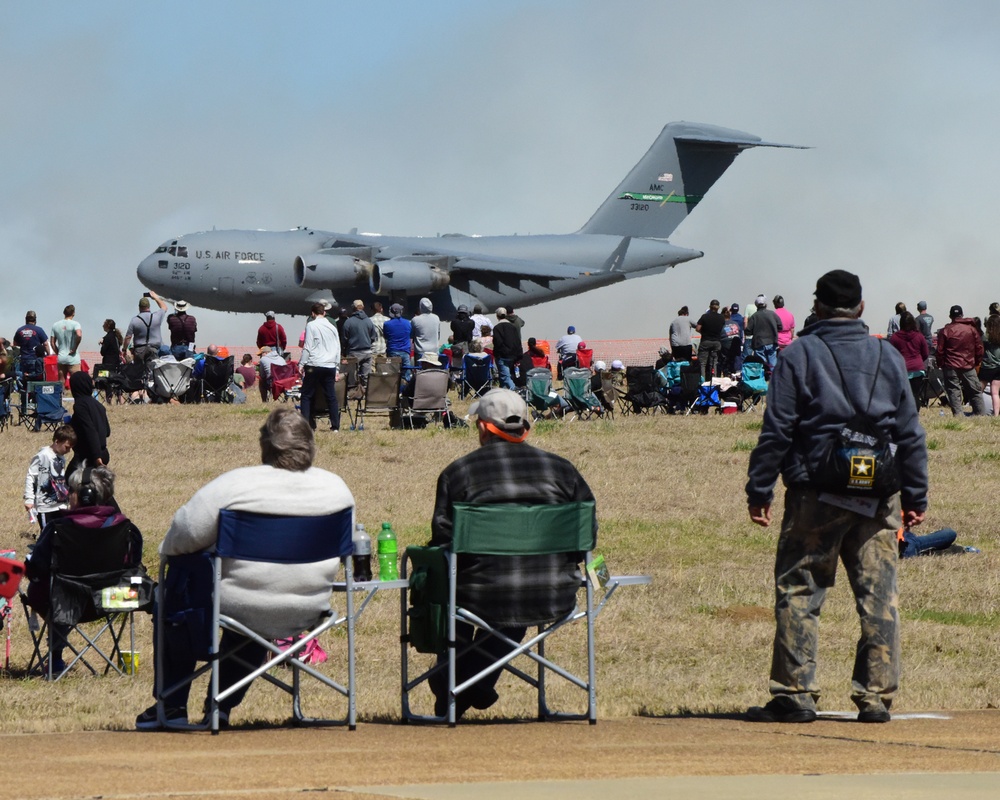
[{"x1": 137, "y1": 121, "x2": 802, "y2": 319}]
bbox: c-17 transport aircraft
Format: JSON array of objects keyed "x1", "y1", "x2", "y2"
[{"x1": 137, "y1": 122, "x2": 802, "y2": 319}]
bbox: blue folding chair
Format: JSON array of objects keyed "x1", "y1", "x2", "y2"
[
  {"x1": 22, "y1": 381, "x2": 64, "y2": 432},
  {"x1": 460, "y1": 354, "x2": 494, "y2": 398},
  {"x1": 155, "y1": 507, "x2": 363, "y2": 732}
]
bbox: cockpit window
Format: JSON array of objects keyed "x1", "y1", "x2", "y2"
[{"x1": 155, "y1": 240, "x2": 186, "y2": 257}]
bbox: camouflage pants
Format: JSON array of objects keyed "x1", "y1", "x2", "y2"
[{"x1": 769, "y1": 487, "x2": 901, "y2": 714}]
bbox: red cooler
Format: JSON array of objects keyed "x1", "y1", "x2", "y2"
[{"x1": 43, "y1": 355, "x2": 58, "y2": 382}]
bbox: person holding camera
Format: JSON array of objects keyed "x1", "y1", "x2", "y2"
[{"x1": 123, "y1": 291, "x2": 168, "y2": 371}]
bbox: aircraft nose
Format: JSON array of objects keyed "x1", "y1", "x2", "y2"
[{"x1": 137, "y1": 252, "x2": 164, "y2": 290}]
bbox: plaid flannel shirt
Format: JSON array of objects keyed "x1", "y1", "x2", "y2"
[{"x1": 431, "y1": 439, "x2": 597, "y2": 626}]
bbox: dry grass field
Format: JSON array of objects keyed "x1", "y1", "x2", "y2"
[{"x1": 0, "y1": 389, "x2": 998, "y2": 733}]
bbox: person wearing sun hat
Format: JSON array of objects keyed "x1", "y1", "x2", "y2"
[
  {"x1": 167, "y1": 299, "x2": 198, "y2": 360},
  {"x1": 745, "y1": 269, "x2": 927, "y2": 726},
  {"x1": 428, "y1": 388, "x2": 597, "y2": 719}
]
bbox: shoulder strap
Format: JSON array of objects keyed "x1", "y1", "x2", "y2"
[{"x1": 811, "y1": 335, "x2": 883, "y2": 416}]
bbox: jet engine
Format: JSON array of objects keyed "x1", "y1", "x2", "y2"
[
  {"x1": 370, "y1": 260, "x2": 451, "y2": 295},
  {"x1": 294, "y1": 253, "x2": 371, "y2": 289}
]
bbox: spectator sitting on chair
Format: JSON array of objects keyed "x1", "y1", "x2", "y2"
[
  {"x1": 478, "y1": 324, "x2": 493, "y2": 354},
  {"x1": 257, "y1": 345, "x2": 287, "y2": 403},
  {"x1": 655, "y1": 346, "x2": 673, "y2": 371},
  {"x1": 402, "y1": 352, "x2": 444, "y2": 402},
  {"x1": 517, "y1": 337, "x2": 550, "y2": 385},
  {"x1": 234, "y1": 354, "x2": 257, "y2": 389},
  {"x1": 136, "y1": 407, "x2": 355, "y2": 730},
  {"x1": 428, "y1": 388, "x2": 597, "y2": 719},
  {"x1": 26, "y1": 465, "x2": 142, "y2": 676},
  {"x1": 192, "y1": 344, "x2": 224, "y2": 380}
]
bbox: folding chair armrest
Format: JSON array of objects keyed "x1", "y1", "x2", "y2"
[
  {"x1": 593, "y1": 574, "x2": 651, "y2": 618},
  {"x1": 607, "y1": 574, "x2": 652, "y2": 588}
]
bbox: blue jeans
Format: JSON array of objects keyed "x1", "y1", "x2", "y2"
[
  {"x1": 170, "y1": 345, "x2": 194, "y2": 361},
  {"x1": 496, "y1": 357, "x2": 516, "y2": 390},
  {"x1": 753, "y1": 344, "x2": 778, "y2": 373},
  {"x1": 900, "y1": 528, "x2": 957, "y2": 558},
  {"x1": 300, "y1": 366, "x2": 340, "y2": 430}
]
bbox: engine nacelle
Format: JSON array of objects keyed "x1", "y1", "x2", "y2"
[
  {"x1": 370, "y1": 260, "x2": 451, "y2": 296},
  {"x1": 294, "y1": 253, "x2": 371, "y2": 289}
]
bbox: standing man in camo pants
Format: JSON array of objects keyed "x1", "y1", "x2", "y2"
[{"x1": 744, "y1": 270, "x2": 928, "y2": 725}]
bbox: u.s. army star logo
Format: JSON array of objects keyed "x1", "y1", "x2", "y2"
[{"x1": 849, "y1": 455, "x2": 876, "y2": 487}]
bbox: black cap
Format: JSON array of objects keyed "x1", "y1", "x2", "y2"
[
  {"x1": 814, "y1": 270, "x2": 862, "y2": 308},
  {"x1": 949, "y1": 304, "x2": 963, "y2": 319}
]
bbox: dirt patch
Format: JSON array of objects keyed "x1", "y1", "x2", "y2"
[{"x1": 6, "y1": 712, "x2": 1000, "y2": 799}]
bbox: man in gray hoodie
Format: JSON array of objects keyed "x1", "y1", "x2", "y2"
[
  {"x1": 745, "y1": 270, "x2": 928, "y2": 726},
  {"x1": 411, "y1": 298, "x2": 441, "y2": 361}
]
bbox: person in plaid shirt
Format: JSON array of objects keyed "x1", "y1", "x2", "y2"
[{"x1": 429, "y1": 388, "x2": 597, "y2": 718}]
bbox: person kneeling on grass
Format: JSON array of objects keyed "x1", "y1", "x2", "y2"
[{"x1": 136, "y1": 407, "x2": 355, "y2": 731}]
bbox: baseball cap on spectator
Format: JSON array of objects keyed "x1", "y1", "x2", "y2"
[
  {"x1": 389, "y1": 303, "x2": 404, "y2": 318},
  {"x1": 917, "y1": 300, "x2": 927, "y2": 311},
  {"x1": 611, "y1": 359, "x2": 624, "y2": 370},
  {"x1": 949, "y1": 305, "x2": 963, "y2": 319},
  {"x1": 754, "y1": 295, "x2": 767, "y2": 308},
  {"x1": 265, "y1": 310, "x2": 275, "y2": 318},
  {"x1": 469, "y1": 388, "x2": 531, "y2": 436},
  {"x1": 594, "y1": 360, "x2": 607, "y2": 372}
]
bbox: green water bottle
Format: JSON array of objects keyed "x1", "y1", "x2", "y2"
[{"x1": 377, "y1": 521, "x2": 398, "y2": 581}]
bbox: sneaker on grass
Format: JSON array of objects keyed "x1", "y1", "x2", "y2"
[{"x1": 135, "y1": 705, "x2": 188, "y2": 731}]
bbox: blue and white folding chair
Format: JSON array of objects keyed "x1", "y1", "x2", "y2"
[{"x1": 155, "y1": 507, "x2": 362, "y2": 732}]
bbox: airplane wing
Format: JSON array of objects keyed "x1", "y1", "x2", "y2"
[
  {"x1": 447, "y1": 252, "x2": 593, "y2": 279},
  {"x1": 381, "y1": 249, "x2": 595, "y2": 279}
]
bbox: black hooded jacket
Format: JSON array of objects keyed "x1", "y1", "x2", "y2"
[{"x1": 68, "y1": 372, "x2": 111, "y2": 474}]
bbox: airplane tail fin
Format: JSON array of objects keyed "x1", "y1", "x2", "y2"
[{"x1": 578, "y1": 122, "x2": 805, "y2": 239}]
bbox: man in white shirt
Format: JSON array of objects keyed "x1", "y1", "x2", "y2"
[{"x1": 299, "y1": 302, "x2": 341, "y2": 431}]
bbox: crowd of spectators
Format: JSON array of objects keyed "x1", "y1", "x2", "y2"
[{"x1": 4, "y1": 290, "x2": 1000, "y2": 418}]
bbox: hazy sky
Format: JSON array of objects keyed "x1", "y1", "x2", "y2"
[{"x1": 3, "y1": 1, "x2": 999, "y2": 348}]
